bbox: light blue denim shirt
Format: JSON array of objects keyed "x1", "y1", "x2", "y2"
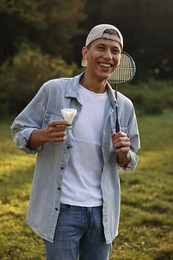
[{"x1": 11, "y1": 73, "x2": 140, "y2": 244}]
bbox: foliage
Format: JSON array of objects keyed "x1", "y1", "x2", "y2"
[
  {"x1": 78, "y1": 0, "x2": 173, "y2": 79},
  {"x1": 0, "y1": 0, "x2": 86, "y2": 63},
  {"x1": 118, "y1": 80, "x2": 173, "y2": 115},
  {"x1": 0, "y1": 45, "x2": 79, "y2": 117},
  {"x1": 1, "y1": 0, "x2": 173, "y2": 78},
  {"x1": 0, "y1": 0, "x2": 173, "y2": 117},
  {"x1": 0, "y1": 111, "x2": 173, "y2": 259},
  {"x1": 0, "y1": 59, "x2": 173, "y2": 117}
]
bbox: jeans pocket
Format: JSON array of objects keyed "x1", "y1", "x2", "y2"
[{"x1": 59, "y1": 203, "x2": 72, "y2": 215}]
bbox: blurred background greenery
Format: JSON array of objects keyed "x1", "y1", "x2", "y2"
[
  {"x1": 1, "y1": 1, "x2": 173, "y2": 259},
  {"x1": 0, "y1": 0, "x2": 173, "y2": 117}
]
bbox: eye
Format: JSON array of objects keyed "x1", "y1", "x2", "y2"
[
  {"x1": 97, "y1": 45, "x2": 105, "y2": 51},
  {"x1": 112, "y1": 48, "x2": 120, "y2": 55}
]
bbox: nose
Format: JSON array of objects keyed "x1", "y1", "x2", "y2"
[{"x1": 103, "y1": 49, "x2": 112, "y2": 60}]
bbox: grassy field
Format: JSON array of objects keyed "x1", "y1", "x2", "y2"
[{"x1": 0, "y1": 111, "x2": 173, "y2": 260}]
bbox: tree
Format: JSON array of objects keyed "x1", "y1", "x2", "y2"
[
  {"x1": 79, "y1": 0, "x2": 173, "y2": 79},
  {"x1": 0, "y1": 0, "x2": 86, "y2": 63}
]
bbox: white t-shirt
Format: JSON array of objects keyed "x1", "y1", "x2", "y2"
[{"x1": 61, "y1": 84, "x2": 108, "y2": 207}]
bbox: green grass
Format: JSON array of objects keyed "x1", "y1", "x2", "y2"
[{"x1": 0, "y1": 111, "x2": 173, "y2": 260}]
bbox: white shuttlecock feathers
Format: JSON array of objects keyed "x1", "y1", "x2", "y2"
[{"x1": 61, "y1": 108, "x2": 77, "y2": 129}]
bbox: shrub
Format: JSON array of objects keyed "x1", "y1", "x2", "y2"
[
  {"x1": 1, "y1": 46, "x2": 173, "y2": 118},
  {"x1": 0, "y1": 45, "x2": 79, "y2": 117},
  {"x1": 119, "y1": 80, "x2": 173, "y2": 115}
]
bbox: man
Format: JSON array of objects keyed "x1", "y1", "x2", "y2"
[{"x1": 11, "y1": 24, "x2": 140, "y2": 260}]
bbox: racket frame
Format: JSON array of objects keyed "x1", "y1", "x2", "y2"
[{"x1": 108, "y1": 51, "x2": 136, "y2": 132}]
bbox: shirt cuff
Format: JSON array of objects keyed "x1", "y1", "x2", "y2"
[
  {"x1": 119, "y1": 150, "x2": 139, "y2": 172},
  {"x1": 15, "y1": 128, "x2": 42, "y2": 154}
]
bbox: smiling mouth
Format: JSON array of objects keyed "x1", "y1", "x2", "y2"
[{"x1": 99, "y1": 63, "x2": 112, "y2": 68}]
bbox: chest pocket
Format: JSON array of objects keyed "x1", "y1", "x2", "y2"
[{"x1": 43, "y1": 112, "x2": 63, "y2": 127}]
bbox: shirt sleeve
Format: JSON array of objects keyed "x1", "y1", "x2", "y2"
[
  {"x1": 119, "y1": 149, "x2": 139, "y2": 172},
  {"x1": 119, "y1": 103, "x2": 140, "y2": 172},
  {"x1": 11, "y1": 83, "x2": 48, "y2": 154}
]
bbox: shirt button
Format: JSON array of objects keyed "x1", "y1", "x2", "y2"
[
  {"x1": 55, "y1": 208, "x2": 58, "y2": 211},
  {"x1": 57, "y1": 187, "x2": 61, "y2": 191},
  {"x1": 61, "y1": 167, "x2": 64, "y2": 170}
]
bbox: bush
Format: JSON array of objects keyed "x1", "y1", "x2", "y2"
[
  {"x1": 0, "y1": 45, "x2": 79, "y2": 117},
  {"x1": 119, "y1": 80, "x2": 173, "y2": 115},
  {"x1": 1, "y1": 46, "x2": 173, "y2": 118}
]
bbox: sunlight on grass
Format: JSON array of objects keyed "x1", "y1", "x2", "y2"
[{"x1": 0, "y1": 111, "x2": 173, "y2": 259}]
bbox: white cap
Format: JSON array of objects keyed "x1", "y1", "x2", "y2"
[{"x1": 82, "y1": 24, "x2": 123, "y2": 67}]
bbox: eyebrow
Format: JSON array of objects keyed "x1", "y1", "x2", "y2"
[{"x1": 96, "y1": 43, "x2": 121, "y2": 50}]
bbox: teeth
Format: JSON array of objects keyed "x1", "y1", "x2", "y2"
[{"x1": 99, "y1": 63, "x2": 111, "y2": 68}]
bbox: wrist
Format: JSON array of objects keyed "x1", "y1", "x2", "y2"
[
  {"x1": 117, "y1": 153, "x2": 131, "y2": 167},
  {"x1": 28, "y1": 128, "x2": 48, "y2": 149},
  {"x1": 41, "y1": 128, "x2": 49, "y2": 143}
]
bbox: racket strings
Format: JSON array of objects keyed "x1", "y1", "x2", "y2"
[
  {"x1": 108, "y1": 52, "x2": 136, "y2": 85},
  {"x1": 114, "y1": 54, "x2": 133, "y2": 83},
  {"x1": 107, "y1": 52, "x2": 136, "y2": 132}
]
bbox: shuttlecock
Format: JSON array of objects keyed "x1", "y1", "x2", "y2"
[{"x1": 61, "y1": 108, "x2": 77, "y2": 129}]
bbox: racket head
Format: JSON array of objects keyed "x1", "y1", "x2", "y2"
[{"x1": 108, "y1": 51, "x2": 136, "y2": 86}]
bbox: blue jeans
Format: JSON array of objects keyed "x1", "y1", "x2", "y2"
[{"x1": 44, "y1": 204, "x2": 111, "y2": 260}]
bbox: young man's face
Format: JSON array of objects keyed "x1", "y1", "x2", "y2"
[{"x1": 83, "y1": 38, "x2": 121, "y2": 81}]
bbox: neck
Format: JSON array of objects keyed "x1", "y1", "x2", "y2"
[{"x1": 80, "y1": 72, "x2": 107, "y2": 94}]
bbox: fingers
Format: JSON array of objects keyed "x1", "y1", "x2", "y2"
[
  {"x1": 112, "y1": 131, "x2": 130, "y2": 151},
  {"x1": 48, "y1": 129, "x2": 67, "y2": 142},
  {"x1": 47, "y1": 120, "x2": 68, "y2": 142},
  {"x1": 48, "y1": 120, "x2": 68, "y2": 127},
  {"x1": 112, "y1": 131, "x2": 131, "y2": 166}
]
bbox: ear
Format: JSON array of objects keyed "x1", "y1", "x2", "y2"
[
  {"x1": 81, "y1": 47, "x2": 88, "y2": 67},
  {"x1": 82, "y1": 47, "x2": 88, "y2": 58}
]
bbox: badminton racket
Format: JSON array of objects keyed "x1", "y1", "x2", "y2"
[{"x1": 108, "y1": 51, "x2": 136, "y2": 132}]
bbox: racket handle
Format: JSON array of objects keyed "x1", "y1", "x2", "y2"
[{"x1": 116, "y1": 119, "x2": 121, "y2": 132}]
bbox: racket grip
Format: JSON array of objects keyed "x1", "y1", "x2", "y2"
[{"x1": 116, "y1": 119, "x2": 121, "y2": 132}]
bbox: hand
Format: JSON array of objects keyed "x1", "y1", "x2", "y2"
[
  {"x1": 112, "y1": 131, "x2": 131, "y2": 166},
  {"x1": 28, "y1": 120, "x2": 68, "y2": 149},
  {"x1": 46, "y1": 120, "x2": 68, "y2": 142}
]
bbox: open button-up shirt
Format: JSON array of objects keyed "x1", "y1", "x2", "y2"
[{"x1": 11, "y1": 73, "x2": 140, "y2": 244}]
